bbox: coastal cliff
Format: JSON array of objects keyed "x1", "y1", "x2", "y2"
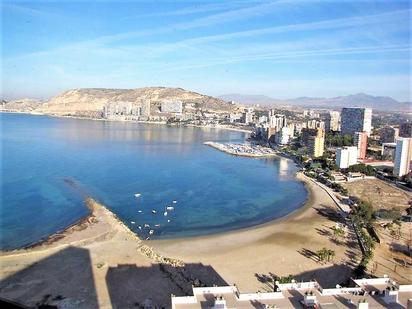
[{"x1": 4, "y1": 87, "x2": 237, "y2": 118}]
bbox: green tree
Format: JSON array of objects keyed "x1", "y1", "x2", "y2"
[{"x1": 316, "y1": 248, "x2": 336, "y2": 263}]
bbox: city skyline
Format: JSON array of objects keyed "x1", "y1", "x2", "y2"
[{"x1": 2, "y1": 0, "x2": 411, "y2": 101}]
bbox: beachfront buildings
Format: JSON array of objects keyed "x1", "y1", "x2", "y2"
[
  {"x1": 309, "y1": 128, "x2": 325, "y2": 158},
  {"x1": 171, "y1": 277, "x2": 412, "y2": 309},
  {"x1": 324, "y1": 110, "x2": 341, "y2": 132},
  {"x1": 354, "y1": 131, "x2": 368, "y2": 159},
  {"x1": 380, "y1": 126, "x2": 399, "y2": 143},
  {"x1": 341, "y1": 108, "x2": 372, "y2": 136},
  {"x1": 336, "y1": 146, "x2": 358, "y2": 169},
  {"x1": 393, "y1": 137, "x2": 412, "y2": 177},
  {"x1": 269, "y1": 112, "x2": 287, "y2": 130},
  {"x1": 274, "y1": 126, "x2": 290, "y2": 145},
  {"x1": 302, "y1": 128, "x2": 325, "y2": 158},
  {"x1": 229, "y1": 113, "x2": 243, "y2": 123},
  {"x1": 103, "y1": 100, "x2": 151, "y2": 120}
]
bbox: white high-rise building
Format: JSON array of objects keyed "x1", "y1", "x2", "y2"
[
  {"x1": 269, "y1": 114, "x2": 287, "y2": 131},
  {"x1": 393, "y1": 138, "x2": 412, "y2": 177},
  {"x1": 341, "y1": 108, "x2": 372, "y2": 136},
  {"x1": 325, "y1": 111, "x2": 341, "y2": 132},
  {"x1": 275, "y1": 127, "x2": 290, "y2": 145},
  {"x1": 336, "y1": 146, "x2": 358, "y2": 169}
]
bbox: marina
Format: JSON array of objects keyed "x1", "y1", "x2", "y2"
[{"x1": 204, "y1": 141, "x2": 278, "y2": 157}]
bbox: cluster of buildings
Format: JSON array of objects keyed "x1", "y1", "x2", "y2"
[
  {"x1": 378, "y1": 123, "x2": 412, "y2": 177},
  {"x1": 379, "y1": 123, "x2": 412, "y2": 177},
  {"x1": 102, "y1": 99, "x2": 411, "y2": 178},
  {"x1": 252, "y1": 107, "x2": 372, "y2": 161},
  {"x1": 103, "y1": 100, "x2": 151, "y2": 120},
  {"x1": 253, "y1": 111, "x2": 293, "y2": 146},
  {"x1": 249, "y1": 106, "x2": 411, "y2": 178},
  {"x1": 301, "y1": 128, "x2": 325, "y2": 158},
  {"x1": 103, "y1": 99, "x2": 186, "y2": 122},
  {"x1": 334, "y1": 108, "x2": 371, "y2": 168},
  {"x1": 172, "y1": 276, "x2": 412, "y2": 309}
]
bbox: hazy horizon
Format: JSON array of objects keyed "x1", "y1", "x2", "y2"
[
  {"x1": 2, "y1": 87, "x2": 410, "y2": 104},
  {"x1": 2, "y1": 0, "x2": 411, "y2": 101}
]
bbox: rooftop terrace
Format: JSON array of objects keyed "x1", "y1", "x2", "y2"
[{"x1": 172, "y1": 277, "x2": 412, "y2": 308}]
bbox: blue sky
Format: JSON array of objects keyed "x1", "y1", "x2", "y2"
[{"x1": 2, "y1": 0, "x2": 411, "y2": 101}]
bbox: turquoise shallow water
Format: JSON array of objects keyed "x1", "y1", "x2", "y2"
[{"x1": 1, "y1": 113, "x2": 307, "y2": 249}]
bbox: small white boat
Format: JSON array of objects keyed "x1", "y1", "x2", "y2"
[
  {"x1": 172, "y1": 200, "x2": 177, "y2": 204},
  {"x1": 134, "y1": 193, "x2": 141, "y2": 198},
  {"x1": 167, "y1": 219, "x2": 171, "y2": 223},
  {"x1": 131, "y1": 221, "x2": 135, "y2": 224},
  {"x1": 144, "y1": 224, "x2": 150, "y2": 228},
  {"x1": 163, "y1": 211, "x2": 168, "y2": 216},
  {"x1": 138, "y1": 210, "x2": 142, "y2": 213},
  {"x1": 152, "y1": 210, "x2": 157, "y2": 214},
  {"x1": 138, "y1": 226, "x2": 142, "y2": 230},
  {"x1": 149, "y1": 230, "x2": 154, "y2": 235},
  {"x1": 145, "y1": 237, "x2": 150, "y2": 240},
  {"x1": 154, "y1": 224, "x2": 160, "y2": 227},
  {"x1": 166, "y1": 206, "x2": 174, "y2": 211}
]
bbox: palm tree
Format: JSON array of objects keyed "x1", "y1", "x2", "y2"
[
  {"x1": 327, "y1": 249, "x2": 336, "y2": 262},
  {"x1": 316, "y1": 248, "x2": 336, "y2": 263},
  {"x1": 316, "y1": 248, "x2": 327, "y2": 263}
]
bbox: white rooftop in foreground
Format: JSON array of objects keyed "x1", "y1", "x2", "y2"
[{"x1": 172, "y1": 276, "x2": 412, "y2": 308}]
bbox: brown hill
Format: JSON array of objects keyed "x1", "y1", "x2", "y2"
[{"x1": 37, "y1": 87, "x2": 235, "y2": 117}]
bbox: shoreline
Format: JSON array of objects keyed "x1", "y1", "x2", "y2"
[
  {"x1": 1, "y1": 110, "x2": 252, "y2": 134},
  {"x1": 147, "y1": 169, "x2": 364, "y2": 290},
  {"x1": 0, "y1": 198, "x2": 184, "y2": 267},
  {"x1": 0, "y1": 172, "x2": 366, "y2": 308},
  {"x1": 23, "y1": 198, "x2": 96, "y2": 251},
  {"x1": 0, "y1": 171, "x2": 312, "y2": 256},
  {"x1": 1, "y1": 111, "x2": 300, "y2": 255},
  {"x1": 149, "y1": 171, "x2": 313, "y2": 243},
  {"x1": 0, "y1": 172, "x2": 311, "y2": 255}
]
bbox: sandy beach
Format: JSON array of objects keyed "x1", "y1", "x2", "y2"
[
  {"x1": 0, "y1": 171, "x2": 365, "y2": 308},
  {"x1": 150, "y1": 172, "x2": 362, "y2": 287}
]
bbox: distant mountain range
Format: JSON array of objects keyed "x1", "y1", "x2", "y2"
[{"x1": 218, "y1": 93, "x2": 411, "y2": 111}]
